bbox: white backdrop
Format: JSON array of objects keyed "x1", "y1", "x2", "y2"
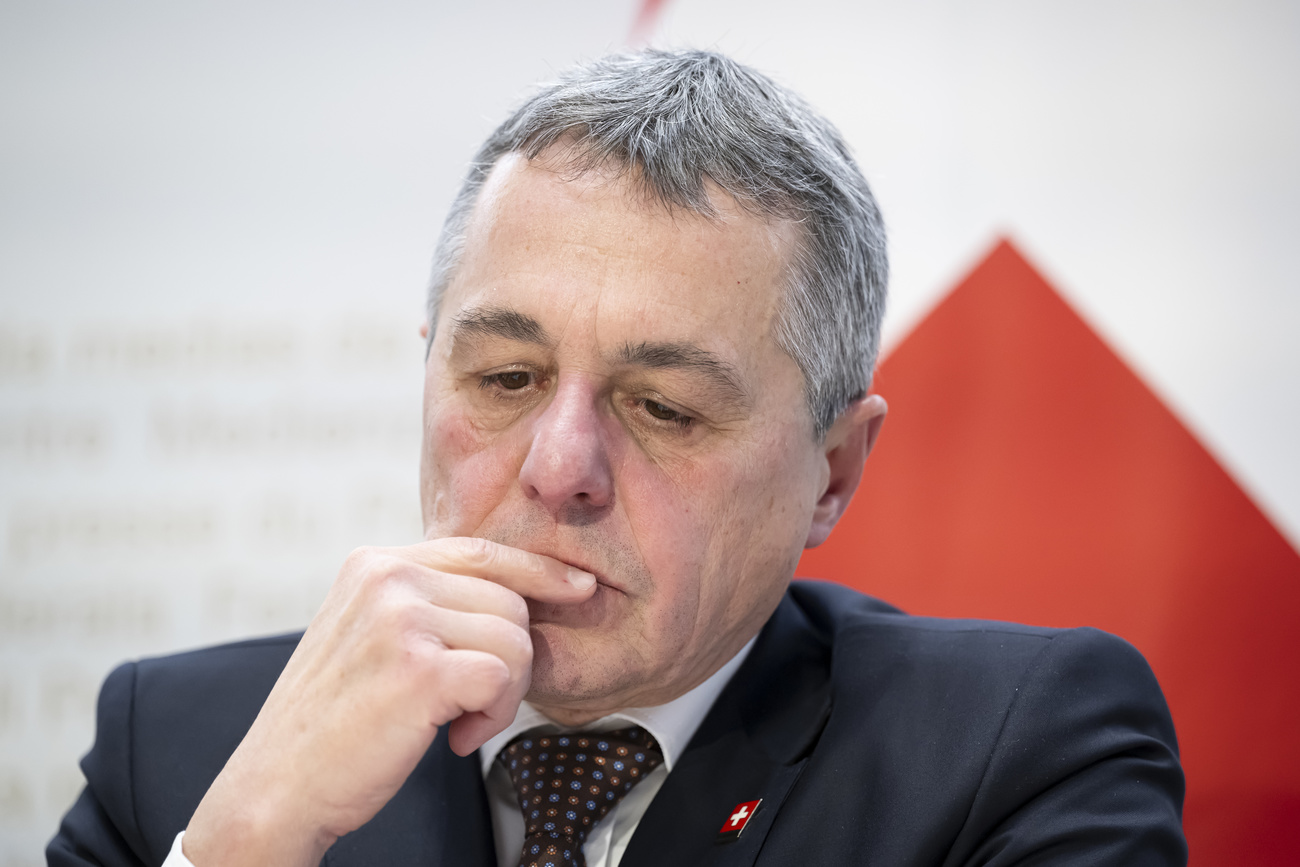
[{"x1": 2, "y1": 1, "x2": 1296, "y2": 862}]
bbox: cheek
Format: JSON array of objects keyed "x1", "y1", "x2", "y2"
[
  {"x1": 690, "y1": 438, "x2": 817, "y2": 594},
  {"x1": 613, "y1": 446, "x2": 707, "y2": 557},
  {"x1": 422, "y1": 407, "x2": 524, "y2": 537},
  {"x1": 614, "y1": 445, "x2": 782, "y2": 605}
]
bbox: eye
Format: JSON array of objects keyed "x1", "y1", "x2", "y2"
[
  {"x1": 481, "y1": 371, "x2": 532, "y2": 390},
  {"x1": 641, "y1": 399, "x2": 694, "y2": 428}
]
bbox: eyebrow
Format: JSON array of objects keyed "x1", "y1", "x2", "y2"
[
  {"x1": 617, "y1": 341, "x2": 749, "y2": 407},
  {"x1": 450, "y1": 306, "x2": 552, "y2": 348},
  {"x1": 448, "y1": 304, "x2": 750, "y2": 408}
]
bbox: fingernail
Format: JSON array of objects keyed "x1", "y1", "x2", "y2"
[{"x1": 567, "y1": 569, "x2": 596, "y2": 591}]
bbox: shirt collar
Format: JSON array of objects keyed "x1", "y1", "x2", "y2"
[{"x1": 479, "y1": 636, "x2": 755, "y2": 777}]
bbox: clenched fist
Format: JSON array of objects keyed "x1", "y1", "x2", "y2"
[{"x1": 182, "y1": 537, "x2": 596, "y2": 867}]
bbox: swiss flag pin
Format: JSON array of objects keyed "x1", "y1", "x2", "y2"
[{"x1": 717, "y1": 799, "x2": 762, "y2": 841}]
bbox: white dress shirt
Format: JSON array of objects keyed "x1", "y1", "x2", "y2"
[
  {"x1": 162, "y1": 638, "x2": 754, "y2": 867},
  {"x1": 481, "y1": 639, "x2": 754, "y2": 867}
]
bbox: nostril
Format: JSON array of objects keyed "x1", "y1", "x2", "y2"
[{"x1": 518, "y1": 446, "x2": 615, "y2": 513}]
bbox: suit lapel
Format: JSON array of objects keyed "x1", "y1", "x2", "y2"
[
  {"x1": 620, "y1": 593, "x2": 832, "y2": 867},
  {"x1": 324, "y1": 728, "x2": 497, "y2": 867}
]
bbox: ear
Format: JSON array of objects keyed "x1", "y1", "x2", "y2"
[
  {"x1": 806, "y1": 394, "x2": 887, "y2": 548},
  {"x1": 419, "y1": 321, "x2": 430, "y2": 340}
]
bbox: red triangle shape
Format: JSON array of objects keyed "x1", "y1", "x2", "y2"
[{"x1": 799, "y1": 238, "x2": 1300, "y2": 863}]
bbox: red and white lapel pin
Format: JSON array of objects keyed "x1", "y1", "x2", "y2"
[{"x1": 717, "y1": 799, "x2": 762, "y2": 840}]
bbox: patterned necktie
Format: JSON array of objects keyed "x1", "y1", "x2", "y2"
[{"x1": 498, "y1": 727, "x2": 664, "y2": 867}]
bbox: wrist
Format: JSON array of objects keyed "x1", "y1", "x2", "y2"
[{"x1": 184, "y1": 772, "x2": 336, "y2": 867}]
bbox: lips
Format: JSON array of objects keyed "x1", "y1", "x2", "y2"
[
  {"x1": 473, "y1": 521, "x2": 645, "y2": 598},
  {"x1": 528, "y1": 581, "x2": 619, "y2": 626},
  {"x1": 528, "y1": 547, "x2": 622, "y2": 595}
]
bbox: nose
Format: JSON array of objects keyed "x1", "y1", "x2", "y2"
[{"x1": 518, "y1": 377, "x2": 614, "y2": 514}]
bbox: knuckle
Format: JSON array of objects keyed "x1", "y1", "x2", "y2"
[
  {"x1": 436, "y1": 649, "x2": 496, "y2": 691},
  {"x1": 459, "y1": 536, "x2": 496, "y2": 567},
  {"x1": 464, "y1": 655, "x2": 512, "y2": 699},
  {"x1": 342, "y1": 544, "x2": 381, "y2": 573},
  {"x1": 472, "y1": 575, "x2": 518, "y2": 607},
  {"x1": 429, "y1": 653, "x2": 509, "y2": 713},
  {"x1": 496, "y1": 622, "x2": 533, "y2": 669},
  {"x1": 502, "y1": 593, "x2": 530, "y2": 628},
  {"x1": 358, "y1": 555, "x2": 411, "y2": 594},
  {"x1": 379, "y1": 597, "x2": 426, "y2": 640}
]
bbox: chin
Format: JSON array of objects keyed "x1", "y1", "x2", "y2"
[{"x1": 526, "y1": 621, "x2": 636, "y2": 711}]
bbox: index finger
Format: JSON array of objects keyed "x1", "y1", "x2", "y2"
[{"x1": 403, "y1": 537, "x2": 597, "y2": 604}]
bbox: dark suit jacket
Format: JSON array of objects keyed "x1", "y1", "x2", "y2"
[{"x1": 48, "y1": 580, "x2": 1187, "y2": 866}]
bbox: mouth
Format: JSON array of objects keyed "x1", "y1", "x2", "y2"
[
  {"x1": 528, "y1": 580, "x2": 620, "y2": 628},
  {"x1": 527, "y1": 547, "x2": 624, "y2": 595},
  {"x1": 519, "y1": 547, "x2": 628, "y2": 628}
]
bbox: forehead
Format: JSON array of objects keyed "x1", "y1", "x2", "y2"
[{"x1": 438, "y1": 151, "x2": 799, "y2": 360}]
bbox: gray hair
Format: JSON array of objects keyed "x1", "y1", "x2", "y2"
[{"x1": 426, "y1": 49, "x2": 887, "y2": 439}]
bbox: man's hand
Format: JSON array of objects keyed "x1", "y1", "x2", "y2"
[{"x1": 181, "y1": 538, "x2": 596, "y2": 867}]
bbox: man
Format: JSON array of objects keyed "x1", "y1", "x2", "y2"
[{"x1": 49, "y1": 49, "x2": 1186, "y2": 866}]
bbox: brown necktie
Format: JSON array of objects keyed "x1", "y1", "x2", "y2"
[{"x1": 498, "y1": 727, "x2": 664, "y2": 867}]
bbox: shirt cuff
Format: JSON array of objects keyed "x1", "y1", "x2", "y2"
[{"x1": 163, "y1": 831, "x2": 197, "y2": 867}]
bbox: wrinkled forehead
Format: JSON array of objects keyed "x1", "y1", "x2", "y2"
[{"x1": 439, "y1": 150, "x2": 802, "y2": 348}]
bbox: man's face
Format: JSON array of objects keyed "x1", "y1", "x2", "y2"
[{"x1": 420, "y1": 150, "x2": 832, "y2": 720}]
